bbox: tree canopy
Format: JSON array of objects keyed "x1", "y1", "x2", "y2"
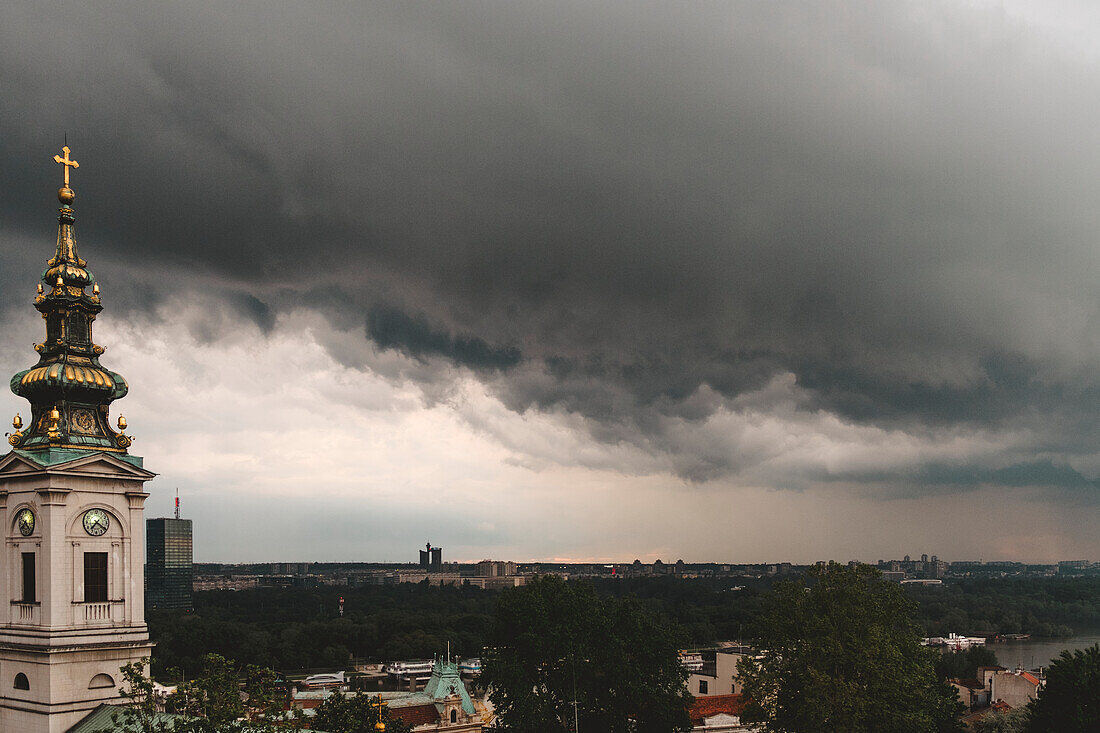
[
  {"x1": 1027, "y1": 643, "x2": 1100, "y2": 732},
  {"x1": 480, "y1": 575, "x2": 692, "y2": 733},
  {"x1": 971, "y1": 708, "x2": 1029, "y2": 733},
  {"x1": 934, "y1": 646, "x2": 1000, "y2": 682},
  {"x1": 146, "y1": 576, "x2": 1100, "y2": 677},
  {"x1": 94, "y1": 655, "x2": 300, "y2": 733},
  {"x1": 738, "y1": 563, "x2": 965, "y2": 733}
]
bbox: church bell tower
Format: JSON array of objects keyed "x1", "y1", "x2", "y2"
[{"x1": 0, "y1": 147, "x2": 155, "y2": 732}]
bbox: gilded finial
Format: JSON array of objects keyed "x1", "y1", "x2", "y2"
[
  {"x1": 12, "y1": 414, "x2": 22, "y2": 430},
  {"x1": 93, "y1": 283, "x2": 100, "y2": 295},
  {"x1": 47, "y1": 406, "x2": 62, "y2": 443},
  {"x1": 36, "y1": 283, "x2": 43, "y2": 294},
  {"x1": 55, "y1": 276, "x2": 63, "y2": 287},
  {"x1": 114, "y1": 414, "x2": 132, "y2": 448},
  {"x1": 53, "y1": 145, "x2": 78, "y2": 202}
]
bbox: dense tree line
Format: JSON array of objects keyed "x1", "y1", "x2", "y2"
[
  {"x1": 149, "y1": 583, "x2": 495, "y2": 678},
  {"x1": 905, "y1": 577, "x2": 1100, "y2": 638},
  {"x1": 138, "y1": 574, "x2": 1100, "y2": 732},
  {"x1": 149, "y1": 575, "x2": 1100, "y2": 677}
]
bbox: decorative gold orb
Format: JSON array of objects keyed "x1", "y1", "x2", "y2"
[
  {"x1": 58, "y1": 186, "x2": 75, "y2": 204},
  {"x1": 12, "y1": 414, "x2": 22, "y2": 429},
  {"x1": 374, "y1": 723, "x2": 386, "y2": 732}
]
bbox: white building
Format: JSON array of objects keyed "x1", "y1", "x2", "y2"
[{"x1": 0, "y1": 148, "x2": 156, "y2": 732}]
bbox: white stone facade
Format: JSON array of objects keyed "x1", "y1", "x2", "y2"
[{"x1": 0, "y1": 450, "x2": 155, "y2": 732}]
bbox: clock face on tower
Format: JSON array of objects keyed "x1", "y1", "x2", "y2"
[
  {"x1": 16, "y1": 508, "x2": 34, "y2": 536},
  {"x1": 83, "y1": 508, "x2": 109, "y2": 536}
]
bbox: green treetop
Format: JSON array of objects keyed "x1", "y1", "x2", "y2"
[
  {"x1": 480, "y1": 575, "x2": 692, "y2": 733},
  {"x1": 1027, "y1": 643, "x2": 1100, "y2": 732},
  {"x1": 738, "y1": 563, "x2": 964, "y2": 733}
]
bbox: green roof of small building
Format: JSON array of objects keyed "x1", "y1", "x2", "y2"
[
  {"x1": 68, "y1": 704, "x2": 334, "y2": 733},
  {"x1": 67, "y1": 703, "x2": 179, "y2": 732},
  {"x1": 421, "y1": 658, "x2": 476, "y2": 716}
]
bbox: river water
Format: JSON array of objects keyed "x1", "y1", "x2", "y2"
[{"x1": 983, "y1": 634, "x2": 1100, "y2": 671}]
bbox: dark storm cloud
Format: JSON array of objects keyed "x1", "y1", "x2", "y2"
[
  {"x1": 4, "y1": 1, "x2": 1100, "y2": 488},
  {"x1": 235, "y1": 293, "x2": 275, "y2": 335},
  {"x1": 826, "y1": 459, "x2": 1100, "y2": 505},
  {"x1": 367, "y1": 304, "x2": 521, "y2": 371}
]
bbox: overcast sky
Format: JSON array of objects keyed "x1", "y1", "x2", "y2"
[{"x1": 3, "y1": 1, "x2": 1100, "y2": 563}]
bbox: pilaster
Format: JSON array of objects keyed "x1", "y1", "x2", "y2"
[{"x1": 37, "y1": 487, "x2": 70, "y2": 628}]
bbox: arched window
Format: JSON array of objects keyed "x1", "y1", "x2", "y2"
[
  {"x1": 89, "y1": 673, "x2": 115, "y2": 689},
  {"x1": 450, "y1": 709, "x2": 458, "y2": 723},
  {"x1": 14, "y1": 673, "x2": 29, "y2": 690}
]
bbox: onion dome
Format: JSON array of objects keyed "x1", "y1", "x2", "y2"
[{"x1": 8, "y1": 147, "x2": 133, "y2": 456}]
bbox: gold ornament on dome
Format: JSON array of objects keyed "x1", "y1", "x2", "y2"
[
  {"x1": 115, "y1": 414, "x2": 132, "y2": 448},
  {"x1": 47, "y1": 406, "x2": 62, "y2": 443},
  {"x1": 8, "y1": 414, "x2": 24, "y2": 447}
]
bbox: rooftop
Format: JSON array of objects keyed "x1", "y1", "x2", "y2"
[{"x1": 689, "y1": 694, "x2": 746, "y2": 725}]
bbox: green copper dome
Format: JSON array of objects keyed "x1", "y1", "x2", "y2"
[{"x1": 8, "y1": 147, "x2": 132, "y2": 455}]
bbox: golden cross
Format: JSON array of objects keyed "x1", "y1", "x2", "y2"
[
  {"x1": 371, "y1": 694, "x2": 387, "y2": 717},
  {"x1": 53, "y1": 146, "x2": 79, "y2": 187}
]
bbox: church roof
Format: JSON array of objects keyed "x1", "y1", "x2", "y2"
[
  {"x1": 69, "y1": 704, "x2": 336, "y2": 732},
  {"x1": 688, "y1": 694, "x2": 746, "y2": 725},
  {"x1": 389, "y1": 702, "x2": 441, "y2": 726},
  {"x1": 8, "y1": 146, "x2": 136, "y2": 458},
  {"x1": 67, "y1": 704, "x2": 180, "y2": 732},
  {"x1": 422, "y1": 657, "x2": 477, "y2": 715},
  {"x1": 1, "y1": 447, "x2": 148, "y2": 472},
  {"x1": 378, "y1": 656, "x2": 478, "y2": 718}
]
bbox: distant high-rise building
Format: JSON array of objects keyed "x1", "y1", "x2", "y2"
[
  {"x1": 147, "y1": 499, "x2": 193, "y2": 611},
  {"x1": 420, "y1": 542, "x2": 442, "y2": 571},
  {"x1": 477, "y1": 560, "x2": 517, "y2": 577}
]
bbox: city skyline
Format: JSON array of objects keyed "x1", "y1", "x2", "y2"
[{"x1": 4, "y1": 2, "x2": 1100, "y2": 564}]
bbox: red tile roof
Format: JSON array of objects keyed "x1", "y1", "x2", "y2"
[
  {"x1": 962, "y1": 701, "x2": 1014, "y2": 726},
  {"x1": 390, "y1": 703, "x2": 439, "y2": 726},
  {"x1": 1020, "y1": 671, "x2": 1041, "y2": 686},
  {"x1": 689, "y1": 694, "x2": 746, "y2": 724}
]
